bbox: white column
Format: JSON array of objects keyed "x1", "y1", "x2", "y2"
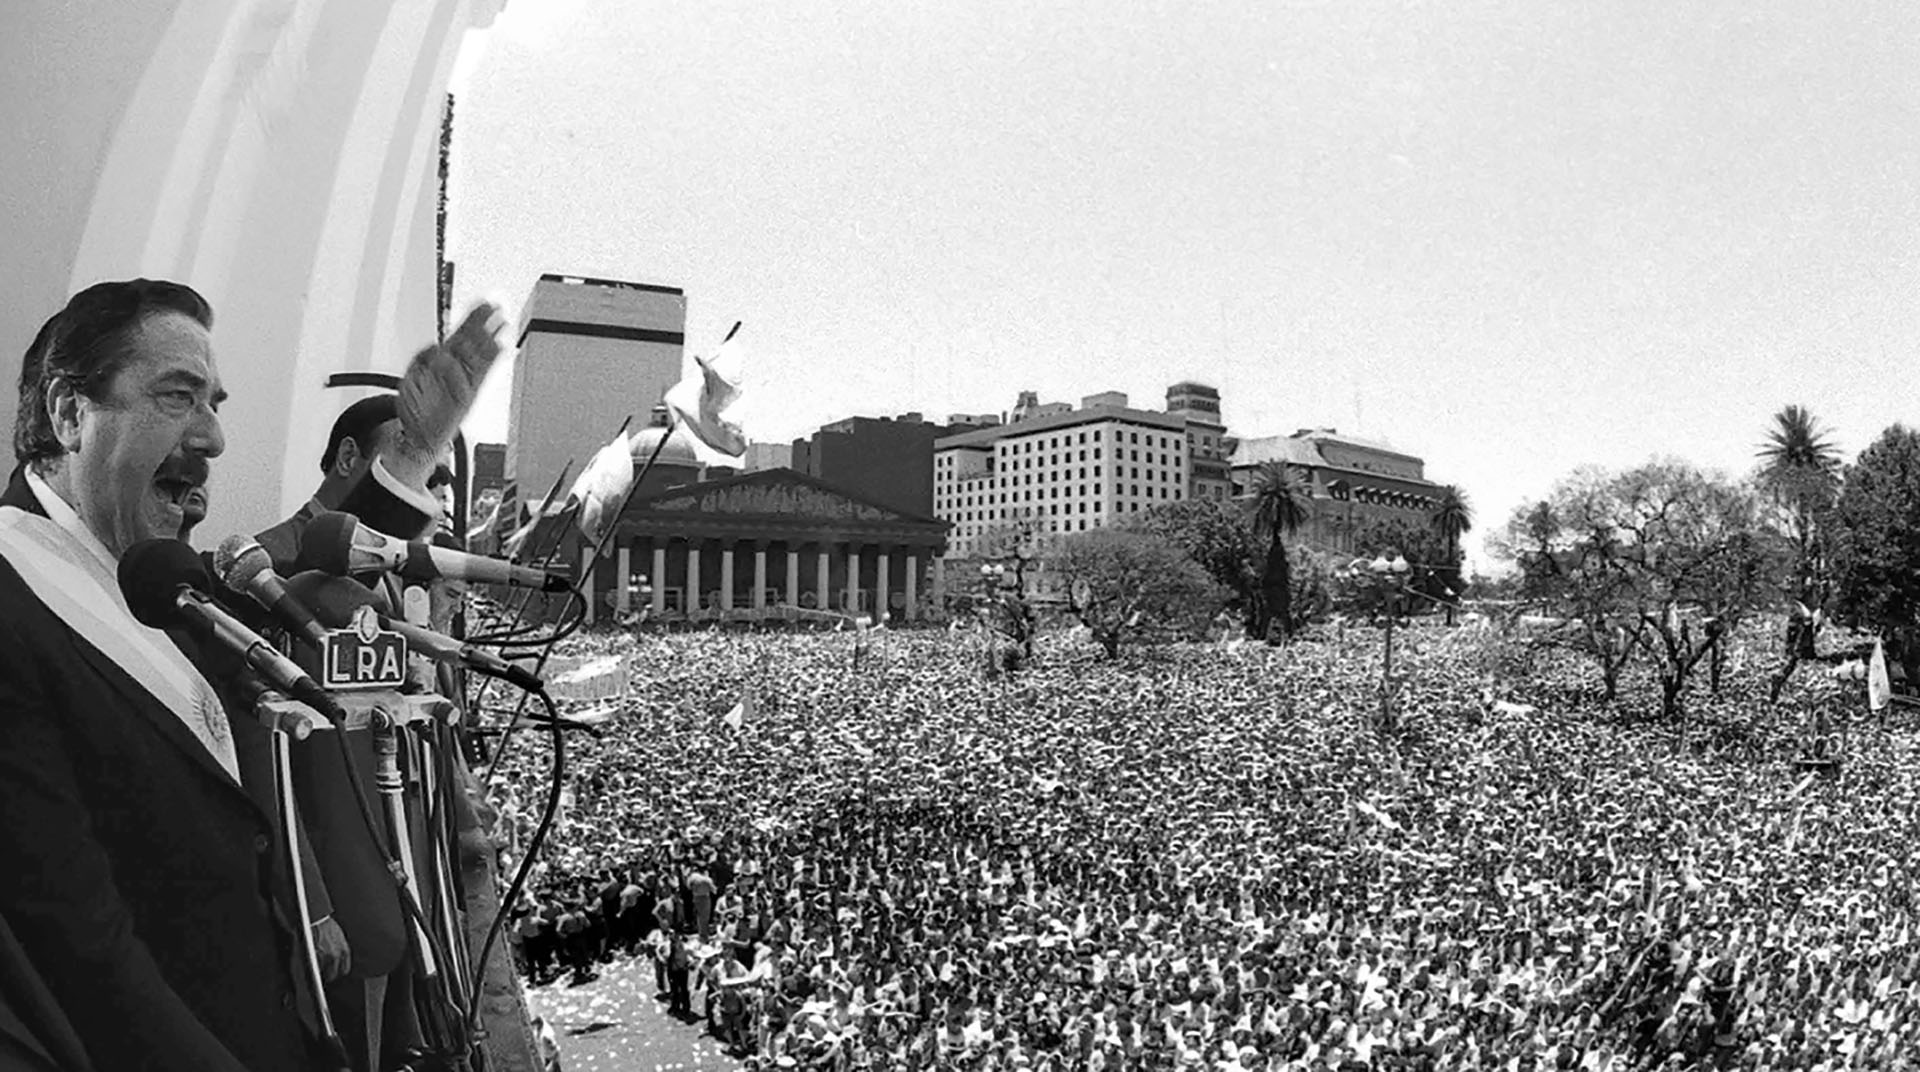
[
  {"x1": 651, "y1": 543, "x2": 667, "y2": 614},
  {"x1": 720, "y1": 544, "x2": 736, "y2": 611},
  {"x1": 876, "y1": 547, "x2": 891, "y2": 624},
  {"x1": 786, "y1": 547, "x2": 800, "y2": 607},
  {"x1": 753, "y1": 545, "x2": 768, "y2": 610},
  {"x1": 845, "y1": 545, "x2": 861, "y2": 617},
  {"x1": 615, "y1": 545, "x2": 631, "y2": 616},
  {"x1": 932, "y1": 556, "x2": 947, "y2": 605},
  {"x1": 816, "y1": 546, "x2": 831, "y2": 610},
  {"x1": 686, "y1": 543, "x2": 701, "y2": 611},
  {"x1": 580, "y1": 544, "x2": 596, "y2": 625},
  {"x1": 905, "y1": 553, "x2": 919, "y2": 621}
]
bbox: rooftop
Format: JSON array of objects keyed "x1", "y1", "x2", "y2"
[
  {"x1": 935, "y1": 405, "x2": 1186, "y2": 449},
  {"x1": 536, "y1": 272, "x2": 683, "y2": 296}
]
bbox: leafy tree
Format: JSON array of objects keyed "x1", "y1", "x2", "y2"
[
  {"x1": 1494, "y1": 460, "x2": 1782, "y2": 720},
  {"x1": 1055, "y1": 530, "x2": 1226, "y2": 658},
  {"x1": 1829, "y1": 424, "x2": 1920, "y2": 685},
  {"x1": 962, "y1": 516, "x2": 1051, "y2": 672},
  {"x1": 1491, "y1": 487, "x2": 1645, "y2": 702},
  {"x1": 1245, "y1": 461, "x2": 1311, "y2": 641},
  {"x1": 1429, "y1": 485, "x2": 1474, "y2": 624},
  {"x1": 1125, "y1": 501, "x2": 1263, "y2": 637},
  {"x1": 1286, "y1": 546, "x2": 1338, "y2": 629}
]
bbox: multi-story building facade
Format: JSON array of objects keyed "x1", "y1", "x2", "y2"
[
  {"x1": 740, "y1": 442, "x2": 794, "y2": 472},
  {"x1": 934, "y1": 392, "x2": 1189, "y2": 558},
  {"x1": 1230, "y1": 429, "x2": 1445, "y2": 553},
  {"x1": 469, "y1": 442, "x2": 509, "y2": 499},
  {"x1": 1165, "y1": 381, "x2": 1233, "y2": 501},
  {"x1": 789, "y1": 413, "x2": 958, "y2": 519},
  {"x1": 505, "y1": 273, "x2": 685, "y2": 503}
]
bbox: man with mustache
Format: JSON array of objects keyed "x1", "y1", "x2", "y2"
[{"x1": 0, "y1": 280, "x2": 320, "y2": 1071}]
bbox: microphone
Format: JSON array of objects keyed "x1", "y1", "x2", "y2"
[
  {"x1": 213, "y1": 534, "x2": 329, "y2": 648},
  {"x1": 286, "y1": 572, "x2": 546, "y2": 693},
  {"x1": 118, "y1": 540, "x2": 342, "y2": 718},
  {"x1": 296, "y1": 511, "x2": 570, "y2": 592}
]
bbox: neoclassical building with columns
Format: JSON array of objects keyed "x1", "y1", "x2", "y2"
[{"x1": 544, "y1": 424, "x2": 952, "y2": 625}]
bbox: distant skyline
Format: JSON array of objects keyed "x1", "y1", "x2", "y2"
[{"x1": 448, "y1": 1, "x2": 1919, "y2": 571}]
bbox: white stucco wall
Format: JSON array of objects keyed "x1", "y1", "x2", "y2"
[{"x1": 1, "y1": 0, "x2": 506, "y2": 541}]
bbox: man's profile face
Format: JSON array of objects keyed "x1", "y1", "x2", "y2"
[
  {"x1": 59, "y1": 311, "x2": 225, "y2": 556},
  {"x1": 336, "y1": 417, "x2": 403, "y2": 485}
]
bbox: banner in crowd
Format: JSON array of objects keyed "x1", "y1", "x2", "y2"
[{"x1": 544, "y1": 653, "x2": 633, "y2": 702}]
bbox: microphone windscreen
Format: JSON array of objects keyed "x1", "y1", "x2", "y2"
[
  {"x1": 284, "y1": 570, "x2": 381, "y2": 630},
  {"x1": 216, "y1": 537, "x2": 276, "y2": 592},
  {"x1": 295, "y1": 512, "x2": 358, "y2": 577},
  {"x1": 212, "y1": 533, "x2": 250, "y2": 583},
  {"x1": 119, "y1": 539, "x2": 211, "y2": 629}
]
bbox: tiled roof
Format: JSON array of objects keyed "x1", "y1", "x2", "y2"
[{"x1": 1233, "y1": 435, "x2": 1323, "y2": 467}]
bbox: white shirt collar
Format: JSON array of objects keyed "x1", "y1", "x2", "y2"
[{"x1": 23, "y1": 465, "x2": 121, "y2": 583}]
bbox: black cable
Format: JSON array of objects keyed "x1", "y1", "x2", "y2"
[
  {"x1": 468, "y1": 687, "x2": 564, "y2": 1040},
  {"x1": 480, "y1": 588, "x2": 588, "y2": 651},
  {"x1": 319, "y1": 695, "x2": 473, "y2": 1067}
]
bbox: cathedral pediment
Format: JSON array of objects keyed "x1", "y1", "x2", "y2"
[{"x1": 629, "y1": 469, "x2": 941, "y2": 527}]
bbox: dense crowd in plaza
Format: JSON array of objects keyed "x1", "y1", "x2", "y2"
[{"x1": 487, "y1": 622, "x2": 1920, "y2": 1071}]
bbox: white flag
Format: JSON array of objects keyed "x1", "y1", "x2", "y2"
[
  {"x1": 1355, "y1": 800, "x2": 1402, "y2": 832},
  {"x1": 722, "y1": 702, "x2": 744, "y2": 731},
  {"x1": 1869, "y1": 639, "x2": 1892, "y2": 712},
  {"x1": 569, "y1": 430, "x2": 634, "y2": 543},
  {"x1": 664, "y1": 322, "x2": 746, "y2": 457}
]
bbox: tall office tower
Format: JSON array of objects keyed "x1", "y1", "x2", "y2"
[
  {"x1": 505, "y1": 273, "x2": 686, "y2": 505},
  {"x1": 933, "y1": 391, "x2": 1189, "y2": 559},
  {"x1": 1165, "y1": 381, "x2": 1233, "y2": 501}
]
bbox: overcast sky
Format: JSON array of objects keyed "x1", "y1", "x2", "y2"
[{"x1": 448, "y1": 0, "x2": 1919, "y2": 570}]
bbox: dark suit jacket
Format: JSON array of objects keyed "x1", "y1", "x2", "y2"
[
  {"x1": 0, "y1": 469, "x2": 314, "y2": 1072},
  {"x1": 0, "y1": 911, "x2": 88, "y2": 1071}
]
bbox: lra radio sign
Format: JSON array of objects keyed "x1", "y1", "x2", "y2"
[{"x1": 319, "y1": 605, "x2": 408, "y2": 690}]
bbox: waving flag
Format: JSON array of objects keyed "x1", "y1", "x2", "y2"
[
  {"x1": 492, "y1": 481, "x2": 520, "y2": 542},
  {"x1": 501, "y1": 511, "x2": 541, "y2": 561},
  {"x1": 569, "y1": 430, "x2": 635, "y2": 543},
  {"x1": 722, "y1": 693, "x2": 755, "y2": 732},
  {"x1": 664, "y1": 321, "x2": 746, "y2": 457},
  {"x1": 1869, "y1": 638, "x2": 1892, "y2": 712},
  {"x1": 465, "y1": 491, "x2": 502, "y2": 546}
]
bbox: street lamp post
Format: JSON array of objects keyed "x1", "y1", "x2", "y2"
[
  {"x1": 1352, "y1": 554, "x2": 1413, "y2": 729},
  {"x1": 980, "y1": 563, "x2": 1005, "y2": 672}
]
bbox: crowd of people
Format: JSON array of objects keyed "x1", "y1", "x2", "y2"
[{"x1": 487, "y1": 621, "x2": 1920, "y2": 1071}]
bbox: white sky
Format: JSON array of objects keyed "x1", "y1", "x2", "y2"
[{"x1": 449, "y1": 0, "x2": 1920, "y2": 570}]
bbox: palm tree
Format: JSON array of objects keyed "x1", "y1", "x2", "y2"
[
  {"x1": 1246, "y1": 461, "x2": 1311, "y2": 640},
  {"x1": 1757, "y1": 404, "x2": 1842, "y2": 482},
  {"x1": 1757, "y1": 405, "x2": 1842, "y2": 659},
  {"x1": 1428, "y1": 485, "x2": 1474, "y2": 625}
]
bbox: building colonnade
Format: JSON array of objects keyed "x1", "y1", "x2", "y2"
[{"x1": 579, "y1": 535, "x2": 949, "y2": 623}]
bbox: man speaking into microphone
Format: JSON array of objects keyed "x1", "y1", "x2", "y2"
[{"x1": 0, "y1": 280, "x2": 318, "y2": 1071}]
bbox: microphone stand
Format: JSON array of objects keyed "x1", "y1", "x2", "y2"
[
  {"x1": 255, "y1": 692, "x2": 351, "y2": 1072},
  {"x1": 337, "y1": 690, "x2": 472, "y2": 1069},
  {"x1": 462, "y1": 417, "x2": 683, "y2": 1036},
  {"x1": 480, "y1": 414, "x2": 681, "y2": 787}
]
